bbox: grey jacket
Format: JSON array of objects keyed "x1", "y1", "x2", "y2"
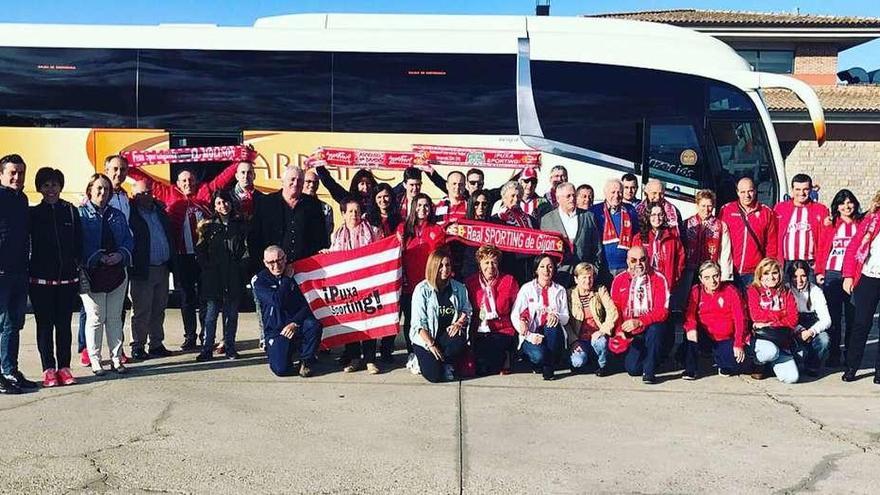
[{"x1": 540, "y1": 208, "x2": 603, "y2": 285}]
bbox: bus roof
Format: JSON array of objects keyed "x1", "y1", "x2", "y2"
[{"x1": 0, "y1": 14, "x2": 751, "y2": 77}]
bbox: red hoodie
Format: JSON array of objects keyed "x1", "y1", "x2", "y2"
[
  {"x1": 815, "y1": 217, "x2": 861, "y2": 276},
  {"x1": 746, "y1": 285, "x2": 799, "y2": 347},
  {"x1": 397, "y1": 221, "x2": 446, "y2": 295},
  {"x1": 634, "y1": 229, "x2": 685, "y2": 289},
  {"x1": 719, "y1": 201, "x2": 778, "y2": 275},
  {"x1": 683, "y1": 283, "x2": 747, "y2": 348},
  {"x1": 773, "y1": 199, "x2": 830, "y2": 262},
  {"x1": 610, "y1": 270, "x2": 669, "y2": 335},
  {"x1": 128, "y1": 160, "x2": 239, "y2": 255}
]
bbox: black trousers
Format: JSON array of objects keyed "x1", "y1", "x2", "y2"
[
  {"x1": 173, "y1": 254, "x2": 206, "y2": 342},
  {"x1": 413, "y1": 331, "x2": 465, "y2": 383},
  {"x1": 823, "y1": 270, "x2": 854, "y2": 359},
  {"x1": 846, "y1": 275, "x2": 880, "y2": 372},
  {"x1": 29, "y1": 283, "x2": 78, "y2": 370}
]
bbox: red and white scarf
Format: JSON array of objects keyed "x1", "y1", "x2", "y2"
[
  {"x1": 329, "y1": 222, "x2": 380, "y2": 252},
  {"x1": 602, "y1": 204, "x2": 634, "y2": 249},
  {"x1": 686, "y1": 215, "x2": 722, "y2": 266},
  {"x1": 478, "y1": 275, "x2": 499, "y2": 332},
  {"x1": 497, "y1": 205, "x2": 532, "y2": 229},
  {"x1": 520, "y1": 197, "x2": 541, "y2": 217},
  {"x1": 627, "y1": 274, "x2": 652, "y2": 318}
]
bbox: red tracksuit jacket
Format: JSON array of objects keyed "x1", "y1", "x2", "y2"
[{"x1": 683, "y1": 283, "x2": 748, "y2": 348}]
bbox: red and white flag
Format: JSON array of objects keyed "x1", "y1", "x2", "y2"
[{"x1": 292, "y1": 236, "x2": 402, "y2": 349}]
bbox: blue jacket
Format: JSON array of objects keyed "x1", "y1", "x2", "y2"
[
  {"x1": 0, "y1": 186, "x2": 29, "y2": 277},
  {"x1": 589, "y1": 202, "x2": 640, "y2": 272},
  {"x1": 78, "y1": 201, "x2": 133, "y2": 269},
  {"x1": 409, "y1": 279, "x2": 472, "y2": 350},
  {"x1": 252, "y1": 268, "x2": 317, "y2": 338}
]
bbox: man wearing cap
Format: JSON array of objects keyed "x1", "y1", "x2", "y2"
[{"x1": 610, "y1": 245, "x2": 670, "y2": 384}]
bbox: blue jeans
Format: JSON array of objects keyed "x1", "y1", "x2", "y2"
[
  {"x1": 792, "y1": 332, "x2": 830, "y2": 372},
  {"x1": 0, "y1": 274, "x2": 27, "y2": 375},
  {"x1": 78, "y1": 308, "x2": 87, "y2": 353},
  {"x1": 202, "y1": 298, "x2": 240, "y2": 356},
  {"x1": 684, "y1": 337, "x2": 745, "y2": 376},
  {"x1": 624, "y1": 323, "x2": 666, "y2": 379},
  {"x1": 265, "y1": 316, "x2": 323, "y2": 376},
  {"x1": 570, "y1": 335, "x2": 608, "y2": 369},
  {"x1": 753, "y1": 339, "x2": 799, "y2": 384},
  {"x1": 520, "y1": 324, "x2": 565, "y2": 378}
]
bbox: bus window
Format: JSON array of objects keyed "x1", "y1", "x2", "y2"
[
  {"x1": 0, "y1": 47, "x2": 136, "y2": 128},
  {"x1": 709, "y1": 120, "x2": 776, "y2": 205},
  {"x1": 648, "y1": 122, "x2": 702, "y2": 189},
  {"x1": 138, "y1": 50, "x2": 331, "y2": 131},
  {"x1": 332, "y1": 52, "x2": 517, "y2": 134}
]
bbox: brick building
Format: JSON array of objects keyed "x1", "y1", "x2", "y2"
[{"x1": 590, "y1": 9, "x2": 880, "y2": 203}]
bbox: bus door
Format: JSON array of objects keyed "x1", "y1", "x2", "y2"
[
  {"x1": 169, "y1": 130, "x2": 243, "y2": 185},
  {"x1": 641, "y1": 118, "x2": 704, "y2": 204}
]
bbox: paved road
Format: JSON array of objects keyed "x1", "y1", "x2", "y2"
[{"x1": 1, "y1": 313, "x2": 877, "y2": 494}]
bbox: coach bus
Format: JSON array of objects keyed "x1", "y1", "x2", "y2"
[{"x1": 0, "y1": 13, "x2": 825, "y2": 213}]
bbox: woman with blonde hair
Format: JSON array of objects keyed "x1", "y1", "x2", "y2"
[
  {"x1": 409, "y1": 248, "x2": 471, "y2": 383},
  {"x1": 841, "y1": 189, "x2": 880, "y2": 384},
  {"x1": 746, "y1": 257, "x2": 799, "y2": 383},
  {"x1": 567, "y1": 262, "x2": 617, "y2": 376}
]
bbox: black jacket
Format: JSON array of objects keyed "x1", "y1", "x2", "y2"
[
  {"x1": 196, "y1": 216, "x2": 249, "y2": 301},
  {"x1": 128, "y1": 201, "x2": 174, "y2": 280},
  {"x1": 251, "y1": 192, "x2": 328, "y2": 263},
  {"x1": 28, "y1": 199, "x2": 82, "y2": 282},
  {"x1": 0, "y1": 186, "x2": 28, "y2": 277}
]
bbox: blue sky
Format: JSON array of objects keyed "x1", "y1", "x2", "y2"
[{"x1": 3, "y1": 0, "x2": 878, "y2": 70}]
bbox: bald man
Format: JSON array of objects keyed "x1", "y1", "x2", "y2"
[
  {"x1": 635, "y1": 179, "x2": 685, "y2": 239},
  {"x1": 609, "y1": 246, "x2": 671, "y2": 384},
  {"x1": 589, "y1": 179, "x2": 640, "y2": 281},
  {"x1": 718, "y1": 177, "x2": 779, "y2": 288}
]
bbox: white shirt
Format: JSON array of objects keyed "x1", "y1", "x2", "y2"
[
  {"x1": 862, "y1": 232, "x2": 880, "y2": 278},
  {"x1": 559, "y1": 208, "x2": 579, "y2": 240},
  {"x1": 510, "y1": 280, "x2": 570, "y2": 348},
  {"x1": 792, "y1": 284, "x2": 831, "y2": 336}
]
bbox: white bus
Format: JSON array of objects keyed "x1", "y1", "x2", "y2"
[{"x1": 0, "y1": 13, "x2": 825, "y2": 212}]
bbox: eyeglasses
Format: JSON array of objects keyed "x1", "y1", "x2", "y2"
[{"x1": 474, "y1": 201, "x2": 488, "y2": 206}]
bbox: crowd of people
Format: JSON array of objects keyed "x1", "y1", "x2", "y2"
[{"x1": 1, "y1": 150, "x2": 879, "y2": 395}]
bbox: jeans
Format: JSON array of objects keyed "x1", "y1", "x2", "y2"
[
  {"x1": 845, "y1": 275, "x2": 880, "y2": 372},
  {"x1": 683, "y1": 337, "x2": 745, "y2": 376},
  {"x1": 78, "y1": 308, "x2": 87, "y2": 353},
  {"x1": 412, "y1": 330, "x2": 465, "y2": 383},
  {"x1": 570, "y1": 335, "x2": 609, "y2": 369},
  {"x1": 173, "y1": 254, "x2": 205, "y2": 343},
  {"x1": 202, "y1": 297, "x2": 240, "y2": 356},
  {"x1": 29, "y1": 283, "x2": 78, "y2": 370},
  {"x1": 753, "y1": 339, "x2": 799, "y2": 384},
  {"x1": 624, "y1": 323, "x2": 666, "y2": 379},
  {"x1": 129, "y1": 265, "x2": 169, "y2": 352},
  {"x1": 0, "y1": 274, "x2": 28, "y2": 375},
  {"x1": 822, "y1": 270, "x2": 854, "y2": 360},
  {"x1": 792, "y1": 332, "x2": 830, "y2": 372},
  {"x1": 80, "y1": 277, "x2": 128, "y2": 367},
  {"x1": 473, "y1": 332, "x2": 515, "y2": 375},
  {"x1": 520, "y1": 324, "x2": 566, "y2": 379},
  {"x1": 265, "y1": 316, "x2": 323, "y2": 376}
]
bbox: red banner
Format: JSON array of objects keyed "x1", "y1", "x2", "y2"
[
  {"x1": 413, "y1": 145, "x2": 541, "y2": 169},
  {"x1": 121, "y1": 145, "x2": 256, "y2": 167},
  {"x1": 292, "y1": 236, "x2": 402, "y2": 349},
  {"x1": 445, "y1": 219, "x2": 567, "y2": 258},
  {"x1": 306, "y1": 147, "x2": 414, "y2": 170}
]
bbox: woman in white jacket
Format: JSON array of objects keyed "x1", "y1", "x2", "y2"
[
  {"x1": 788, "y1": 260, "x2": 832, "y2": 377},
  {"x1": 511, "y1": 254, "x2": 570, "y2": 381}
]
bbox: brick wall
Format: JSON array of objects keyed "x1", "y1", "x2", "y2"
[
  {"x1": 793, "y1": 44, "x2": 838, "y2": 75},
  {"x1": 784, "y1": 140, "x2": 880, "y2": 205}
]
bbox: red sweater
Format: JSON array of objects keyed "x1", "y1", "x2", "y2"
[
  {"x1": 464, "y1": 273, "x2": 519, "y2": 336},
  {"x1": 634, "y1": 229, "x2": 685, "y2": 289},
  {"x1": 683, "y1": 283, "x2": 747, "y2": 348},
  {"x1": 746, "y1": 285, "x2": 798, "y2": 337},
  {"x1": 128, "y1": 161, "x2": 239, "y2": 254},
  {"x1": 397, "y1": 222, "x2": 446, "y2": 294},
  {"x1": 774, "y1": 199, "x2": 830, "y2": 262},
  {"x1": 610, "y1": 270, "x2": 670, "y2": 334},
  {"x1": 719, "y1": 201, "x2": 779, "y2": 275}
]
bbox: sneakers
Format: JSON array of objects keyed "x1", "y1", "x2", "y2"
[
  {"x1": 0, "y1": 375, "x2": 21, "y2": 395},
  {"x1": 131, "y1": 348, "x2": 149, "y2": 361},
  {"x1": 841, "y1": 368, "x2": 857, "y2": 382},
  {"x1": 180, "y1": 339, "x2": 198, "y2": 352},
  {"x1": 57, "y1": 368, "x2": 77, "y2": 386},
  {"x1": 642, "y1": 374, "x2": 658, "y2": 385},
  {"x1": 92, "y1": 363, "x2": 105, "y2": 376},
  {"x1": 366, "y1": 362, "x2": 380, "y2": 375},
  {"x1": 147, "y1": 346, "x2": 172, "y2": 358},
  {"x1": 42, "y1": 369, "x2": 59, "y2": 388},
  {"x1": 343, "y1": 359, "x2": 362, "y2": 373},
  {"x1": 5, "y1": 370, "x2": 39, "y2": 389},
  {"x1": 259, "y1": 339, "x2": 266, "y2": 352},
  {"x1": 718, "y1": 368, "x2": 734, "y2": 377},
  {"x1": 80, "y1": 349, "x2": 91, "y2": 367},
  {"x1": 196, "y1": 352, "x2": 213, "y2": 362},
  {"x1": 405, "y1": 353, "x2": 421, "y2": 375},
  {"x1": 299, "y1": 363, "x2": 313, "y2": 378},
  {"x1": 682, "y1": 370, "x2": 697, "y2": 381}
]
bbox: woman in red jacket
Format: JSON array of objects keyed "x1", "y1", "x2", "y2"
[
  {"x1": 397, "y1": 193, "x2": 446, "y2": 366},
  {"x1": 465, "y1": 245, "x2": 519, "y2": 376},
  {"x1": 815, "y1": 189, "x2": 862, "y2": 367},
  {"x1": 635, "y1": 201, "x2": 686, "y2": 291},
  {"x1": 841, "y1": 190, "x2": 880, "y2": 384},
  {"x1": 682, "y1": 261, "x2": 748, "y2": 379},
  {"x1": 747, "y1": 258, "x2": 800, "y2": 384}
]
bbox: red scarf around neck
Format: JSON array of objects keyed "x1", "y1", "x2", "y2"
[{"x1": 602, "y1": 204, "x2": 633, "y2": 249}]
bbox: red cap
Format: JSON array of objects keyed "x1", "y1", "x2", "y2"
[
  {"x1": 608, "y1": 335, "x2": 632, "y2": 354},
  {"x1": 521, "y1": 167, "x2": 538, "y2": 181}
]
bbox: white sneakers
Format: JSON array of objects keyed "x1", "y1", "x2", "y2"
[{"x1": 406, "y1": 353, "x2": 421, "y2": 375}]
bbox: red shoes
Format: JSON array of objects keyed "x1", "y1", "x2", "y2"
[
  {"x1": 80, "y1": 350, "x2": 91, "y2": 367},
  {"x1": 42, "y1": 369, "x2": 59, "y2": 387},
  {"x1": 57, "y1": 368, "x2": 77, "y2": 385}
]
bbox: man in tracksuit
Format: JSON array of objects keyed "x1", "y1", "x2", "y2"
[{"x1": 252, "y1": 245, "x2": 322, "y2": 377}]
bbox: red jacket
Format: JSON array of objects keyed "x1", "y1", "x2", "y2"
[
  {"x1": 746, "y1": 285, "x2": 798, "y2": 337},
  {"x1": 842, "y1": 212, "x2": 880, "y2": 289},
  {"x1": 397, "y1": 222, "x2": 446, "y2": 294},
  {"x1": 634, "y1": 229, "x2": 685, "y2": 289},
  {"x1": 719, "y1": 201, "x2": 778, "y2": 274},
  {"x1": 773, "y1": 199, "x2": 830, "y2": 262},
  {"x1": 815, "y1": 217, "x2": 861, "y2": 276},
  {"x1": 610, "y1": 270, "x2": 669, "y2": 334},
  {"x1": 128, "y1": 161, "x2": 239, "y2": 254},
  {"x1": 683, "y1": 283, "x2": 747, "y2": 348},
  {"x1": 464, "y1": 273, "x2": 519, "y2": 336}
]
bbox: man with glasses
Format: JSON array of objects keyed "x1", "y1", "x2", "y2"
[
  {"x1": 610, "y1": 245, "x2": 671, "y2": 384},
  {"x1": 253, "y1": 246, "x2": 322, "y2": 377},
  {"x1": 0, "y1": 154, "x2": 38, "y2": 393}
]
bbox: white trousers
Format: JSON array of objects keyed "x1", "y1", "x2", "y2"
[{"x1": 80, "y1": 277, "x2": 128, "y2": 367}]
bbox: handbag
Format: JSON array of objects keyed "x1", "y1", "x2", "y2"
[
  {"x1": 798, "y1": 312, "x2": 820, "y2": 330},
  {"x1": 86, "y1": 211, "x2": 125, "y2": 293},
  {"x1": 754, "y1": 326, "x2": 791, "y2": 349}
]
